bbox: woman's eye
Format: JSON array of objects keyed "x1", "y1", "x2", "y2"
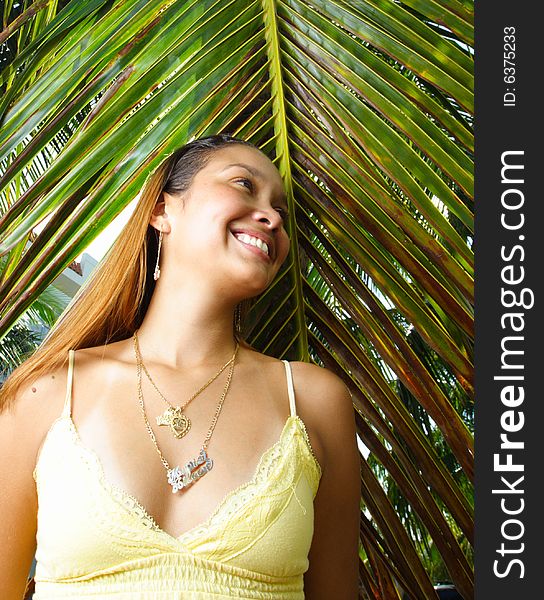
[
  {"x1": 275, "y1": 207, "x2": 289, "y2": 219},
  {"x1": 236, "y1": 177, "x2": 253, "y2": 191}
]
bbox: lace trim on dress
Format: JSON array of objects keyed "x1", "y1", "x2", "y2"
[
  {"x1": 34, "y1": 413, "x2": 321, "y2": 549},
  {"x1": 175, "y1": 416, "x2": 321, "y2": 545}
]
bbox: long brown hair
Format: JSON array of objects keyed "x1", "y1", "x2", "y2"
[{"x1": 0, "y1": 134, "x2": 260, "y2": 411}]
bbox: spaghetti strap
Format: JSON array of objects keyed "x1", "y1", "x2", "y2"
[
  {"x1": 62, "y1": 350, "x2": 75, "y2": 418},
  {"x1": 281, "y1": 360, "x2": 297, "y2": 417}
]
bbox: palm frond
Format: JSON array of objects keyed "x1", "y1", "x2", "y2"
[{"x1": 0, "y1": 1, "x2": 474, "y2": 597}]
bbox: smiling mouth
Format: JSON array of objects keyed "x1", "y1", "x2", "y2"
[{"x1": 232, "y1": 232, "x2": 271, "y2": 260}]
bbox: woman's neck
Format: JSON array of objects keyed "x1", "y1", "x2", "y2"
[{"x1": 136, "y1": 280, "x2": 239, "y2": 370}]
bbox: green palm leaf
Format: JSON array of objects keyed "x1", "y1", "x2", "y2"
[{"x1": 0, "y1": 1, "x2": 474, "y2": 597}]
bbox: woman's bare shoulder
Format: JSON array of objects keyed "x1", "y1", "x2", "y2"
[
  {"x1": 288, "y1": 361, "x2": 352, "y2": 411},
  {"x1": 0, "y1": 358, "x2": 70, "y2": 490},
  {"x1": 245, "y1": 351, "x2": 352, "y2": 408},
  {"x1": 3, "y1": 359, "x2": 69, "y2": 422},
  {"x1": 287, "y1": 361, "x2": 355, "y2": 464},
  {"x1": 1, "y1": 339, "x2": 129, "y2": 439}
]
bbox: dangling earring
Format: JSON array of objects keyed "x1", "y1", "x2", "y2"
[
  {"x1": 153, "y1": 229, "x2": 163, "y2": 281},
  {"x1": 234, "y1": 304, "x2": 242, "y2": 334}
]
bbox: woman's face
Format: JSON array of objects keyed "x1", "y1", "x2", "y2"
[{"x1": 157, "y1": 144, "x2": 291, "y2": 300}]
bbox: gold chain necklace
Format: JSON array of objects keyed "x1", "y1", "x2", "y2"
[
  {"x1": 134, "y1": 334, "x2": 239, "y2": 493},
  {"x1": 133, "y1": 331, "x2": 237, "y2": 439}
]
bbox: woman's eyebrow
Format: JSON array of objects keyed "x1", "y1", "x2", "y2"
[{"x1": 221, "y1": 163, "x2": 262, "y2": 178}]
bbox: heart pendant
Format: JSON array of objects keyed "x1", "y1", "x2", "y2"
[{"x1": 156, "y1": 406, "x2": 191, "y2": 438}]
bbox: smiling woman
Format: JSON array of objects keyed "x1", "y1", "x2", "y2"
[{"x1": 0, "y1": 135, "x2": 360, "y2": 599}]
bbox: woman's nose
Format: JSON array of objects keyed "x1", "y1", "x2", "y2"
[{"x1": 255, "y1": 207, "x2": 283, "y2": 230}]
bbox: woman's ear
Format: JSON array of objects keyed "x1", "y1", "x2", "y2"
[{"x1": 149, "y1": 194, "x2": 171, "y2": 233}]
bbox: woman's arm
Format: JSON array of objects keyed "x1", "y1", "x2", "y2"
[
  {"x1": 292, "y1": 363, "x2": 361, "y2": 599},
  {"x1": 0, "y1": 371, "x2": 66, "y2": 599}
]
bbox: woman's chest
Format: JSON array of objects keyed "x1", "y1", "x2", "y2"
[{"x1": 34, "y1": 416, "x2": 320, "y2": 581}]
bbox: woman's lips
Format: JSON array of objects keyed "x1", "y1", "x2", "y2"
[{"x1": 231, "y1": 231, "x2": 272, "y2": 262}]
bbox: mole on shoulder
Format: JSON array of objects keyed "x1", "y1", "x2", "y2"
[{"x1": 32, "y1": 387, "x2": 37, "y2": 393}]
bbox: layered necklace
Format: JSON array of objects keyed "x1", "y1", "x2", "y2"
[{"x1": 133, "y1": 331, "x2": 239, "y2": 493}]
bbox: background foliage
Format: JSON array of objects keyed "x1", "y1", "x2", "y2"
[{"x1": 0, "y1": 1, "x2": 474, "y2": 597}]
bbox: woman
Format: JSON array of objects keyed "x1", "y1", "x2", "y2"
[{"x1": 0, "y1": 135, "x2": 360, "y2": 599}]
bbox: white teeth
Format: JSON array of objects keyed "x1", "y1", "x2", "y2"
[{"x1": 234, "y1": 233, "x2": 269, "y2": 256}]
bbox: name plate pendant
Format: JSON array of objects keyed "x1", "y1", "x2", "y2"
[{"x1": 167, "y1": 447, "x2": 213, "y2": 493}]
